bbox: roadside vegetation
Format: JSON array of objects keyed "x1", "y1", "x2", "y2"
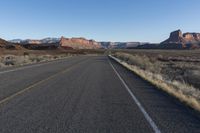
[
  {"x1": 0, "y1": 49, "x2": 105, "y2": 68},
  {"x1": 111, "y1": 50, "x2": 200, "y2": 111},
  {"x1": 0, "y1": 50, "x2": 74, "y2": 69},
  {"x1": 0, "y1": 52, "x2": 70, "y2": 68}
]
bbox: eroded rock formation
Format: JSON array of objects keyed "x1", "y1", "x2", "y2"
[{"x1": 60, "y1": 37, "x2": 101, "y2": 49}]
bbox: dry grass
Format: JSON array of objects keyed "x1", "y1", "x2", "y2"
[
  {"x1": 111, "y1": 52, "x2": 200, "y2": 112},
  {"x1": 112, "y1": 50, "x2": 200, "y2": 88},
  {"x1": 0, "y1": 49, "x2": 106, "y2": 68},
  {"x1": 0, "y1": 52, "x2": 72, "y2": 69}
]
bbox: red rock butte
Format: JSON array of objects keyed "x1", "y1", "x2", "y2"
[
  {"x1": 161, "y1": 29, "x2": 200, "y2": 49},
  {"x1": 162, "y1": 30, "x2": 200, "y2": 44},
  {"x1": 60, "y1": 37, "x2": 101, "y2": 49}
]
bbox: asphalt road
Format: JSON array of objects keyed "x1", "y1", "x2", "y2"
[{"x1": 0, "y1": 55, "x2": 200, "y2": 133}]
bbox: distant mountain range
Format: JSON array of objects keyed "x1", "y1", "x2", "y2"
[
  {"x1": 9, "y1": 37, "x2": 101, "y2": 50},
  {"x1": 1, "y1": 30, "x2": 200, "y2": 50},
  {"x1": 99, "y1": 42, "x2": 143, "y2": 49},
  {"x1": 8, "y1": 37, "x2": 145, "y2": 49},
  {"x1": 10, "y1": 38, "x2": 60, "y2": 44}
]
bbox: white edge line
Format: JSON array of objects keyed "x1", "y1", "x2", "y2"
[{"x1": 109, "y1": 58, "x2": 161, "y2": 133}]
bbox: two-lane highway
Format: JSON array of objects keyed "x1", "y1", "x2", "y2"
[{"x1": 0, "y1": 56, "x2": 200, "y2": 133}]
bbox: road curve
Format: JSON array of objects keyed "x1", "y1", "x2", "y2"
[{"x1": 0, "y1": 55, "x2": 199, "y2": 133}]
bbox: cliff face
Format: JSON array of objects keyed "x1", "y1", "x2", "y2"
[
  {"x1": 183, "y1": 33, "x2": 200, "y2": 43},
  {"x1": 161, "y1": 30, "x2": 200, "y2": 49},
  {"x1": 60, "y1": 37, "x2": 101, "y2": 49}
]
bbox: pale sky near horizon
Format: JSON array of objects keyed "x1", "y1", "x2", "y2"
[{"x1": 0, "y1": 0, "x2": 200, "y2": 43}]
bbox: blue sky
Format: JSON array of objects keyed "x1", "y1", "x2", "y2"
[{"x1": 0, "y1": 0, "x2": 200, "y2": 42}]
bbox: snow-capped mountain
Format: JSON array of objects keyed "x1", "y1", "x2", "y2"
[{"x1": 9, "y1": 38, "x2": 60, "y2": 44}]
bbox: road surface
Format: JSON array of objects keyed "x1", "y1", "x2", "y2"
[{"x1": 0, "y1": 55, "x2": 200, "y2": 133}]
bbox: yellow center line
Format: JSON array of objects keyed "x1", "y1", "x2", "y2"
[{"x1": 0, "y1": 60, "x2": 86, "y2": 106}]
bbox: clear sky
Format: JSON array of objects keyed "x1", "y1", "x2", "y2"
[{"x1": 0, "y1": 0, "x2": 200, "y2": 43}]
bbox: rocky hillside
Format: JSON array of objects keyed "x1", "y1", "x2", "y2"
[
  {"x1": 161, "y1": 30, "x2": 200, "y2": 49},
  {"x1": 60, "y1": 37, "x2": 101, "y2": 49},
  {"x1": 0, "y1": 38, "x2": 8, "y2": 47},
  {"x1": 0, "y1": 38, "x2": 22, "y2": 49}
]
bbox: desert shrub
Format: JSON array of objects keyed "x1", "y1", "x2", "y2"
[
  {"x1": 29, "y1": 55, "x2": 42, "y2": 63},
  {"x1": 114, "y1": 52, "x2": 200, "y2": 88},
  {"x1": 111, "y1": 55, "x2": 200, "y2": 111},
  {"x1": 23, "y1": 52, "x2": 29, "y2": 56},
  {"x1": 0, "y1": 53, "x2": 71, "y2": 69},
  {"x1": 53, "y1": 56, "x2": 58, "y2": 59},
  {"x1": 3, "y1": 55, "x2": 16, "y2": 66},
  {"x1": 115, "y1": 52, "x2": 161, "y2": 73}
]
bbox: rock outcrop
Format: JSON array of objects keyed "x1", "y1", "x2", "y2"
[
  {"x1": 60, "y1": 37, "x2": 101, "y2": 49},
  {"x1": 162, "y1": 30, "x2": 186, "y2": 44},
  {"x1": 183, "y1": 33, "x2": 200, "y2": 43},
  {"x1": 0, "y1": 38, "x2": 22, "y2": 49},
  {"x1": 161, "y1": 30, "x2": 200, "y2": 49}
]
